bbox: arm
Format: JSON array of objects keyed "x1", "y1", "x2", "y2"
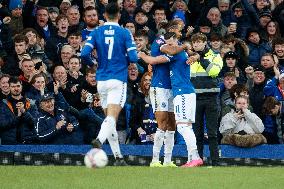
[
  {"x1": 243, "y1": 109, "x2": 265, "y2": 133},
  {"x1": 81, "y1": 31, "x2": 96, "y2": 67},
  {"x1": 138, "y1": 52, "x2": 169, "y2": 65},
  {"x1": 35, "y1": 117, "x2": 60, "y2": 142},
  {"x1": 125, "y1": 29, "x2": 138, "y2": 63},
  {"x1": 241, "y1": 0, "x2": 260, "y2": 25},
  {"x1": 219, "y1": 113, "x2": 238, "y2": 135},
  {"x1": 160, "y1": 44, "x2": 187, "y2": 56},
  {"x1": 201, "y1": 52, "x2": 223, "y2": 77},
  {"x1": 263, "y1": 77, "x2": 278, "y2": 97}
]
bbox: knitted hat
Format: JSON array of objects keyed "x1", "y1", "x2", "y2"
[
  {"x1": 172, "y1": 10, "x2": 186, "y2": 25},
  {"x1": 231, "y1": 1, "x2": 243, "y2": 11},
  {"x1": 48, "y1": 7, "x2": 59, "y2": 14},
  {"x1": 224, "y1": 51, "x2": 238, "y2": 60},
  {"x1": 259, "y1": 9, "x2": 272, "y2": 18},
  {"x1": 9, "y1": 0, "x2": 23, "y2": 11}
]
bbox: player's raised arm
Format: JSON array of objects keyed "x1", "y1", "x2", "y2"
[
  {"x1": 125, "y1": 29, "x2": 138, "y2": 64},
  {"x1": 160, "y1": 43, "x2": 187, "y2": 56},
  {"x1": 81, "y1": 32, "x2": 96, "y2": 67}
]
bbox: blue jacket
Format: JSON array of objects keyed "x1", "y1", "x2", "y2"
[
  {"x1": 0, "y1": 97, "x2": 38, "y2": 144},
  {"x1": 35, "y1": 108, "x2": 84, "y2": 144},
  {"x1": 247, "y1": 41, "x2": 272, "y2": 66},
  {"x1": 263, "y1": 77, "x2": 284, "y2": 101}
]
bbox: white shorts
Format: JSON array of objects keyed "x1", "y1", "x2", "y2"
[
  {"x1": 150, "y1": 87, "x2": 174, "y2": 113},
  {"x1": 97, "y1": 79, "x2": 127, "y2": 109},
  {"x1": 173, "y1": 93, "x2": 196, "y2": 123}
]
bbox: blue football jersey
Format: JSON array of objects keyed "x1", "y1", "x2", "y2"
[
  {"x1": 166, "y1": 51, "x2": 195, "y2": 97},
  {"x1": 81, "y1": 22, "x2": 138, "y2": 82},
  {"x1": 150, "y1": 36, "x2": 171, "y2": 89},
  {"x1": 81, "y1": 28, "x2": 95, "y2": 41}
]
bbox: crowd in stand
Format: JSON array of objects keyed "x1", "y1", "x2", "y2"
[{"x1": 0, "y1": 0, "x2": 284, "y2": 147}]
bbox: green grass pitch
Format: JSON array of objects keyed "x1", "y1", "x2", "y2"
[{"x1": 1, "y1": 166, "x2": 284, "y2": 189}]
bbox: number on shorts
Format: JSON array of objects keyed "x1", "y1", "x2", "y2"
[
  {"x1": 175, "y1": 105, "x2": 180, "y2": 114},
  {"x1": 105, "y1": 37, "x2": 114, "y2": 59}
]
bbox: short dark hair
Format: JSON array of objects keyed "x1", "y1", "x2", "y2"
[
  {"x1": 36, "y1": 6, "x2": 49, "y2": 14},
  {"x1": 164, "y1": 32, "x2": 176, "y2": 40},
  {"x1": 68, "y1": 30, "x2": 82, "y2": 38},
  {"x1": 8, "y1": 77, "x2": 22, "y2": 85},
  {"x1": 135, "y1": 29, "x2": 148, "y2": 39},
  {"x1": 272, "y1": 37, "x2": 284, "y2": 50},
  {"x1": 55, "y1": 14, "x2": 69, "y2": 25},
  {"x1": 105, "y1": 3, "x2": 120, "y2": 19},
  {"x1": 229, "y1": 84, "x2": 248, "y2": 100},
  {"x1": 0, "y1": 74, "x2": 10, "y2": 81},
  {"x1": 86, "y1": 67, "x2": 97, "y2": 75},
  {"x1": 83, "y1": 6, "x2": 98, "y2": 17},
  {"x1": 14, "y1": 34, "x2": 29, "y2": 44}
]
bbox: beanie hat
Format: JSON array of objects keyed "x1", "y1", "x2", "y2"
[
  {"x1": 224, "y1": 51, "x2": 238, "y2": 60},
  {"x1": 231, "y1": 1, "x2": 243, "y2": 11},
  {"x1": 198, "y1": 17, "x2": 212, "y2": 28},
  {"x1": 172, "y1": 10, "x2": 186, "y2": 25},
  {"x1": 9, "y1": 0, "x2": 23, "y2": 11},
  {"x1": 259, "y1": 9, "x2": 272, "y2": 19},
  {"x1": 245, "y1": 27, "x2": 259, "y2": 41}
]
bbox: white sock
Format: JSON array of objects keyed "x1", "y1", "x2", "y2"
[
  {"x1": 152, "y1": 128, "x2": 165, "y2": 163},
  {"x1": 177, "y1": 124, "x2": 200, "y2": 162},
  {"x1": 164, "y1": 130, "x2": 175, "y2": 164},
  {"x1": 97, "y1": 116, "x2": 116, "y2": 144},
  {"x1": 108, "y1": 127, "x2": 123, "y2": 159}
]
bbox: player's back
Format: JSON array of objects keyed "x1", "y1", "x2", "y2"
[
  {"x1": 91, "y1": 23, "x2": 136, "y2": 82},
  {"x1": 150, "y1": 36, "x2": 171, "y2": 89},
  {"x1": 169, "y1": 51, "x2": 195, "y2": 97}
]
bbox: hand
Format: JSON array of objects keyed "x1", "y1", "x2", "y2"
[
  {"x1": 99, "y1": 20, "x2": 105, "y2": 26},
  {"x1": 137, "y1": 127, "x2": 145, "y2": 136},
  {"x1": 143, "y1": 26, "x2": 149, "y2": 32},
  {"x1": 70, "y1": 84, "x2": 78, "y2": 93},
  {"x1": 138, "y1": 51, "x2": 146, "y2": 59},
  {"x1": 234, "y1": 67, "x2": 240, "y2": 77},
  {"x1": 53, "y1": 81, "x2": 60, "y2": 95},
  {"x1": 59, "y1": 76, "x2": 67, "y2": 89},
  {"x1": 227, "y1": 24, "x2": 237, "y2": 34},
  {"x1": 234, "y1": 109, "x2": 244, "y2": 119},
  {"x1": 245, "y1": 66, "x2": 254, "y2": 78},
  {"x1": 186, "y1": 53, "x2": 200, "y2": 65},
  {"x1": 66, "y1": 123, "x2": 74, "y2": 132},
  {"x1": 70, "y1": 71, "x2": 79, "y2": 79},
  {"x1": 149, "y1": 133, "x2": 155, "y2": 142},
  {"x1": 186, "y1": 26, "x2": 194, "y2": 37},
  {"x1": 16, "y1": 102, "x2": 25, "y2": 117},
  {"x1": 81, "y1": 89, "x2": 88, "y2": 102},
  {"x1": 274, "y1": 65, "x2": 280, "y2": 79},
  {"x1": 56, "y1": 120, "x2": 66, "y2": 130},
  {"x1": 3, "y1": 17, "x2": 11, "y2": 24}
]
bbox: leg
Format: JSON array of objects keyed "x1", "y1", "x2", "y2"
[
  {"x1": 193, "y1": 99, "x2": 205, "y2": 159},
  {"x1": 205, "y1": 96, "x2": 219, "y2": 165},
  {"x1": 163, "y1": 112, "x2": 176, "y2": 166}
]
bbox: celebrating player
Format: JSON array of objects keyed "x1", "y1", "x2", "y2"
[
  {"x1": 139, "y1": 32, "x2": 203, "y2": 167},
  {"x1": 81, "y1": 2, "x2": 138, "y2": 166}
]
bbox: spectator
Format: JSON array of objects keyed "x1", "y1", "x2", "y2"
[
  {"x1": 124, "y1": 20, "x2": 136, "y2": 36},
  {"x1": 150, "y1": 5, "x2": 167, "y2": 34},
  {"x1": 45, "y1": 14, "x2": 70, "y2": 67},
  {"x1": 0, "y1": 77, "x2": 37, "y2": 144},
  {"x1": 219, "y1": 95, "x2": 266, "y2": 147},
  {"x1": 263, "y1": 20, "x2": 281, "y2": 46},
  {"x1": 60, "y1": 44, "x2": 75, "y2": 68},
  {"x1": 197, "y1": 17, "x2": 212, "y2": 37},
  {"x1": 217, "y1": 0, "x2": 235, "y2": 27},
  {"x1": 219, "y1": 72, "x2": 238, "y2": 118},
  {"x1": 35, "y1": 92, "x2": 84, "y2": 144},
  {"x1": 69, "y1": 92, "x2": 105, "y2": 144},
  {"x1": 8, "y1": 0, "x2": 23, "y2": 36},
  {"x1": 272, "y1": 37, "x2": 284, "y2": 68},
  {"x1": 257, "y1": 9, "x2": 273, "y2": 39},
  {"x1": 33, "y1": 7, "x2": 57, "y2": 40},
  {"x1": 141, "y1": 0, "x2": 155, "y2": 16},
  {"x1": 67, "y1": 31, "x2": 83, "y2": 57},
  {"x1": 207, "y1": 7, "x2": 227, "y2": 37},
  {"x1": 261, "y1": 96, "x2": 282, "y2": 144},
  {"x1": 120, "y1": 0, "x2": 137, "y2": 26},
  {"x1": 25, "y1": 72, "x2": 48, "y2": 104},
  {"x1": 246, "y1": 27, "x2": 272, "y2": 66},
  {"x1": 48, "y1": 7, "x2": 59, "y2": 26},
  {"x1": 220, "y1": 44, "x2": 233, "y2": 58},
  {"x1": 59, "y1": 0, "x2": 72, "y2": 15},
  {"x1": 66, "y1": 5, "x2": 84, "y2": 34},
  {"x1": 190, "y1": 33, "x2": 223, "y2": 166},
  {"x1": 81, "y1": 6, "x2": 99, "y2": 41},
  {"x1": 18, "y1": 57, "x2": 37, "y2": 93},
  {"x1": 219, "y1": 51, "x2": 247, "y2": 84},
  {"x1": 171, "y1": 0, "x2": 193, "y2": 27},
  {"x1": 2, "y1": 34, "x2": 29, "y2": 76},
  {"x1": 83, "y1": 0, "x2": 96, "y2": 9},
  {"x1": 80, "y1": 67, "x2": 97, "y2": 108},
  {"x1": 135, "y1": 29, "x2": 150, "y2": 75},
  {"x1": 22, "y1": 28, "x2": 48, "y2": 67},
  {"x1": 263, "y1": 65, "x2": 284, "y2": 100},
  {"x1": 245, "y1": 64, "x2": 267, "y2": 117},
  {"x1": 260, "y1": 53, "x2": 277, "y2": 79},
  {"x1": 272, "y1": 1, "x2": 284, "y2": 35},
  {"x1": 0, "y1": 74, "x2": 10, "y2": 100},
  {"x1": 209, "y1": 33, "x2": 223, "y2": 54}
]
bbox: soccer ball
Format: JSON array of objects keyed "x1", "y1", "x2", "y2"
[{"x1": 84, "y1": 148, "x2": 108, "y2": 168}]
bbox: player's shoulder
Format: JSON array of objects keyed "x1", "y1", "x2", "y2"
[{"x1": 153, "y1": 35, "x2": 165, "y2": 45}]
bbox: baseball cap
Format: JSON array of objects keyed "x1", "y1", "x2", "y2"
[
  {"x1": 48, "y1": 7, "x2": 59, "y2": 14},
  {"x1": 40, "y1": 93, "x2": 54, "y2": 102}
]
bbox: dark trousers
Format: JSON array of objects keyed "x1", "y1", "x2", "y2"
[{"x1": 194, "y1": 95, "x2": 219, "y2": 165}]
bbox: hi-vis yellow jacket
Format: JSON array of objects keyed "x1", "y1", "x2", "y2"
[{"x1": 190, "y1": 48, "x2": 223, "y2": 94}]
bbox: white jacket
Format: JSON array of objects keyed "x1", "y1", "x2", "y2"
[{"x1": 219, "y1": 109, "x2": 264, "y2": 135}]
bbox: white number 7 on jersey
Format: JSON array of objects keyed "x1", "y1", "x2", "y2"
[{"x1": 105, "y1": 37, "x2": 114, "y2": 60}]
